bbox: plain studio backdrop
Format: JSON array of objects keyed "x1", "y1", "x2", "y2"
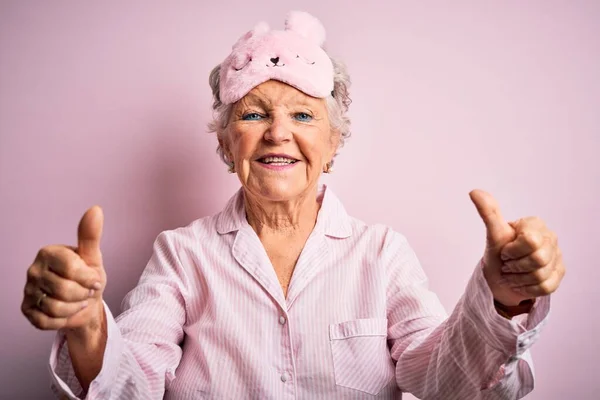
[{"x1": 1, "y1": 1, "x2": 598, "y2": 399}]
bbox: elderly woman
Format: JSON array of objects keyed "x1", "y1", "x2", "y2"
[{"x1": 22, "y1": 11, "x2": 564, "y2": 400}]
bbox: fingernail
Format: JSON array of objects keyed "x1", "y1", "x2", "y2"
[
  {"x1": 92, "y1": 282, "x2": 102, "y2": 290},
  {"x1": 497, "y1": 278, "x2": 509, "y2": 285},
  {"x1": 501, "y1": 266, "x2": 511, "y2": 273},
  {"x1": 511, "y1": 287, "x2": 522, "y2": 293},
  {"x1": 81, "y1": 301, "x2": 89, "y2": 309},
  {"x1": 500, "y1": 253, "x2": 510, "y2": 261},
  {"x1": 89, "y1": 289, "x2": 95, "y2": 297}
]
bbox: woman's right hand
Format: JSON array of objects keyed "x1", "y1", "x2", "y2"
[{"x1": 21, "y1": 206, "x2": 106, "y2": 334}]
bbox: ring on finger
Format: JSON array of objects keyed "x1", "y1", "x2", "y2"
[{"x1": 36, "y1": 291, "x2": 48, "y2": 309}]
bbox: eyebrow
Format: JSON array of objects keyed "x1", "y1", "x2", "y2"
[
  {"x1": 240, "y1": 93, "x2": 272, "y2": 108},
  {"x1": 291, "y1": 97, "x2": 318, "y2": 108},
  {"x1": 282, "y1": 90, "x2": 320, "y2": 106},
  {"x1": 239, "y1": 91, "x2": 320, "y2": 110}
]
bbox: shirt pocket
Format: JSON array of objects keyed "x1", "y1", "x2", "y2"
[{"x1": 329, "y1": 318, "x2": 395, "y2": 395}]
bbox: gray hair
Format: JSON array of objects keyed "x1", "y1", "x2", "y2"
[{"x1": 208, "y1": 57, "x2": 352, "y2": 165}]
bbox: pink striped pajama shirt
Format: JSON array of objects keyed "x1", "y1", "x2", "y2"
[{"x1": 49, "y1": 185, "x2": 550, "y2": 399}]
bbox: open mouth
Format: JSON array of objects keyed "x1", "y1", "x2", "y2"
[{"x1": 257, "y1": 156, "x2": 298, "y2": 166}]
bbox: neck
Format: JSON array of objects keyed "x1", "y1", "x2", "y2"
[{"x1": 244, "y1": 186, "x2": 321, "y2": 236}]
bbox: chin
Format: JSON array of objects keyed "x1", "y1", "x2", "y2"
[{"x1": 252, "y1": 181, "x2": 307, "y2": 202}]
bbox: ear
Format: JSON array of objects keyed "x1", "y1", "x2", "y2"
[
  {"x1": 285, "y1": 11, "x2": 326, "y2": 46},
  {"x1": 233, "y1": 21, "x2": 270, "y2": 49}
]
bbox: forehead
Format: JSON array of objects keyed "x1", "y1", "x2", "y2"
[{"x1": 239, "y1": 80, "x2": 324, "y2": 107}]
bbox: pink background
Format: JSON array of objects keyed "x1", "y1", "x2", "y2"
[{"x1": 1, "y1": 1, "x2": 598, "y2": 399}]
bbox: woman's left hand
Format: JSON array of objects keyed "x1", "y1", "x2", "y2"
[{"x1": 469, "y1": 190, "x2": 566, "y2": 308}]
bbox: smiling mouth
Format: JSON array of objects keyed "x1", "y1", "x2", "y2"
[{"x1": 257, "y1": 156, "x2": 298, "y2": 165}]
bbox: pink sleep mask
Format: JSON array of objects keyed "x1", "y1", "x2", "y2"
[{"x1": 219, "y1": 11, "x2": 334, "y2": 105}]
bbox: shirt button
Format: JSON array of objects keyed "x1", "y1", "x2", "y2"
[
  {"x1": 279, "y1": 316, "x2": 286, "y2": 325},
  {"x1": 281, "y1": 373, "x2": 288, "y2": 382}
]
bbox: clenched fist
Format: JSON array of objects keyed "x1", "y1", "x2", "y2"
[{"x1": 21, "y1": 206, "x2": 106, "y2": 332}]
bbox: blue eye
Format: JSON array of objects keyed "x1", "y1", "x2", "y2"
[
  {"x1": 294, "y1": 112, "x2": 313, "y2": 122},
  {"x1": 242, "y1": 113, "x2": 263, "y2": 121}
]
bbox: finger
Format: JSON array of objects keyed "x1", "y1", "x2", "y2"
[
  {"x1": 511, "y1": 267, "x2": 564, "y2": 298},
  {"x1": 469, "y1": 189, "x2": 514, "y2": 246},
  {"x1": 38, "y1": 295, "x2": 89, "y2": 318},
  {"x1": 33, "y1": 245, "x2": 77, "y2": 263},
  {"x1": 39, "y1": 269, "x2": 94, "y2": 302},
  {"x1": 22, "y1": 307, "x2": 68, "y2": 330},
  {"x1": 500, "y1": 230, "x2": 546, "y2": 261},
  {"x1": 499, "y1": 264, "x2": 555, "y2": 287},
  {"x1": 23, "y1": 281, "x2": 39, "y2": 299},
  {"x1": 38, "y1": 245, "x2": 80, "y2": 276},
  {"x1": 40, "y1": 246, "x2": 100, "y2": 289},
  {"x1": 501, "y1": 240, "x2": 554, "y2": 272},
  {"x1": 508, "y1": 216, "x2": 547, "y2": 232},
  {"x1": 26, "y1": 260, "x2": 43, "y2": 286},
  {"x1": 77, "y1": 206, "x2": 104, "y2": 267}
]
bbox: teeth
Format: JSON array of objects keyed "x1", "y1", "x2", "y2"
[{"x1": 261, "y1": 156, "x2": 296, "y2": 164}]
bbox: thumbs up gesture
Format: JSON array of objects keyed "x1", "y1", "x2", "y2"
[
  {"x1": 469, "y1": 190, "x2": 566, "y2": 308},
  {"x1": 22, "y1": 206, "x2": 107, "y2": 332}
]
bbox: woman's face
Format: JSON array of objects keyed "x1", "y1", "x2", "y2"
[{"x1": 221, "y1": 80, "x2": 339, "y2": 202}]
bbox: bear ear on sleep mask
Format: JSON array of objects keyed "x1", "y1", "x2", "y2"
[{"x1": 218, "y1": 10, "x2": 334, "y2": 105}]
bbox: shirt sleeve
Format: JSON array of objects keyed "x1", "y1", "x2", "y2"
[
  {"x1": 48, "y1": 231, "x2": 190, "y2": 399},
  {"x1": 385, "y1": 231, "x2": 551, "y2": 400}
]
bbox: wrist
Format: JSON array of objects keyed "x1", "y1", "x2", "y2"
[
  {"x1": 63, "y1": 302, "x2": 107, "y2": 392},
  {"x1": 65, "y1": 302, "x2": 106, "y2": 345},
  {"x1": 494, "y1": 298, "x2": 535, "y2": 319}
]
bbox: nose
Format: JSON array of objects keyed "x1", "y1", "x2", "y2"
[
  {"x1": 270, "y1": 57, "x2": 279, "y2": 65},
  {"x1": 264, "y1": 115, "x2": 291, "y2": 143}
]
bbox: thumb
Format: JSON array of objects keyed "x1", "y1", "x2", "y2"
[
  {"x1": 469, "y1": 189, "x2": 514, "y2": 247},
  {"x1": 77, "y1": 205, "x2": 104, "y2": 266}
]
